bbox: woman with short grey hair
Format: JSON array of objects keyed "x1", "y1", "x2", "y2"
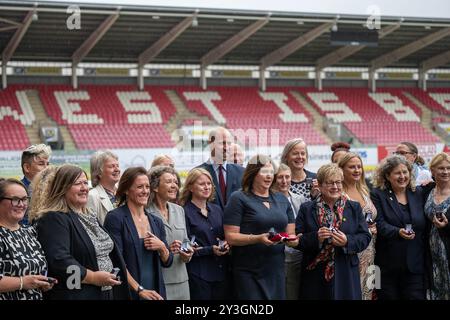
[
  {"x1": 87, "y1": 150, "x2": 120, "y2": 225},
  {"x1": 147, "y1": 165, "x2": 192, "y2": 300}
]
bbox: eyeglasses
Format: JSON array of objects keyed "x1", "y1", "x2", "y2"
[
  {"x1": 323, "y1": 181, "x2": 343, "y2": 188},
  {"x1": 393, "y1": 151, "x2": 414, "y2": 156},
  {"x1": 1, "y1": 196, "x2": 30, "y2": 206}
]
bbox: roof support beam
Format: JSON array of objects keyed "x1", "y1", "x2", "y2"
[
  {"x1": 1, "y1": 9, "x2": 35, "y2": 89},
  {"x1": 72, "y1": 12, "x2": 119, "y2": 66},
  {"x1": 138, "y1": 12, "x2": 198, "y2": 68},
  {"x1": 370, "y1": 27, "x2": 450, "y2": 71},
  {"x1": 260, "y1": 22, "x2": 334, "y2": 70},
  {"x1": 420, "y1": 49, "x2": 450, "y2": 72},
  {"x1": 200, "y1": 16, "x2": 270, "y2": 68},
  {"x1": 0, "y1": 25, "x2": 20, "y2": 33},
  {"x1": 316, "y1": 23, "x2": 401, "y2": 71},
  {"x1": 0, "y1": 17, "x2": 22, "y2": 27},
  {"x1": 2, "y1": 9, "x2": 35, "y2": 65}
]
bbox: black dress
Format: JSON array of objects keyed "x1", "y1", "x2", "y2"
[{"x1": 224, "y1": 191, "x2": 294, "y2": 300}]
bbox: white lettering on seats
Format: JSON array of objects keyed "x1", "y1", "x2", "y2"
[
  {"x1": 259, "y1": 92, "x2": 308, "y2": 122},
  {"x1": 0, "y1": 91, "x2": 35, "y2": 125},
  {"x1": 368, "y1": 93, "x2": 420, "y2": 121},
  {"x1": 183, "y1": 91, "x2": 226, "y2": 124},
  {"x1": 429, "y1": 93, "x2": 450, "y2": 111},
  {"x1": 54, "y1": 91, "x2": 104, "y2": 124},
  {"x1": 307, "y1": 92, "x2": 362, "y2": 123},
  {"x1": 116, "y1": 91, "x2": 162, "y2": 124}
]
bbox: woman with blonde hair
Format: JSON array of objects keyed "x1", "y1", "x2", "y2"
[
  {"x1": 338, "y1": 152, "x2": 377, "y2": 300},
  {"x1": 179, "y1": 168, "x2": 230, "y2": 300},
  {"x1": 424, "y1": 152, "x2": 450, "y2": 300},
  {"x1": 36, "y1": 164, "x2": 130, "y2": 300},
  {"x1": 280, "y1": 138, "x2": 319, "y2": 201},
  {"x1": 28, "y1": 165, "x2": 57, "y2": 225}
]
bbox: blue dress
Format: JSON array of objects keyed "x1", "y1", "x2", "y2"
[
  {"x1": 224, "y1": 191, "x2": 294, "y2": 300},
  {"x1": 139, "y1": 238, "x2": 157, "y2": 296}
]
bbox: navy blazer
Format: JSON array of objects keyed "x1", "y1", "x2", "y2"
[
  {"x1": 197, "y1": 162, "x2": 244, "y2": 209},
  {"x1": 36, "y1": 211, "x2": 131, "y2": 300},
  {"x1": 371, "y1": 186, "x2": 431, "y2": 274},
  {"x1": 295, "y1": 200, "x2": 371, "y2": 300},
  {"x1": 103, "y1": 204, "x2": 173, "y2": 300}
]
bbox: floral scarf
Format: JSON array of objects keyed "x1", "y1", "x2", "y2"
[{"x1": 306, "y1": 195, "x2": 347, "y2": 282}]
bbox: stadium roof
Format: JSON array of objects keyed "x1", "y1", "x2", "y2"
[{"x1": 1, "y1": 1, "x2": 450, "y2": 70}]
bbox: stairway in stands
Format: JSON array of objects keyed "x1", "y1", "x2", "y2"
[
  {"x1": 26, "y1": 90, "x2": 77, "y2": 151},
  {"x1": 164, "y1": 90, "x2": 217, "y2": 140},
  {"x1": 402, "y1": 91, "x2": 445, "y2": 144},
  {"x1": 290, "y1": 91, "x2": 332, "y2": 144}
]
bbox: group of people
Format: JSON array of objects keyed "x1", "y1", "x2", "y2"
[{"x1": 1, "y1": 129, "x2": 449, "y2": 301}]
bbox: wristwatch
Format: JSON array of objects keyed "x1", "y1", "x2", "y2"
[{"x1": 136, "y1": 285, "x2": 144, "y2": 294}]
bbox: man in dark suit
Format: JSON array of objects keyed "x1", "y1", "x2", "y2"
[{"x1": 197, "y1": 127, "x2": 244, "y2": 210}]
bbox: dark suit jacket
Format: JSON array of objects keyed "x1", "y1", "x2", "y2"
[
  {"x1": 197, "y1": 162, "x2": 244, "y2": 209},
  {"x1": 296, "y1": 200, "x2": 371, "y2": 300},
  {"x1": 103, "y1": 204, "x2": 173, "y2": 300},
  {"x1": 371, "y1": 186, "x2": 431, "y2": 274},
  {"x1": 36, "y1": 211, "x2": 131, "y2": 300}
]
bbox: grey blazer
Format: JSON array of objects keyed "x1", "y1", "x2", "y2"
[
  {"x1": 148, "y1": 202, "x2": 190, "y2": 285},
  {"x1": 87, "y1": 185, "x2": 115, "y2": 225},
  {"x1": 288, "y1": 191, "x2": 307, "y2": 219}
]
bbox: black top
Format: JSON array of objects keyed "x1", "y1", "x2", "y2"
[
  {"x1": 184, "y1": 201, "x2": 228, "y2": 282},
  {"x1": 0, "y1": 226, "x2": 47, "y2": 300},
  {"x1": 289, "y1": 169, "x2": 317, "y2": 201}
]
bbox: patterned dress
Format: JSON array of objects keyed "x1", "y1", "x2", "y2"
[
  {"x1": 424, "y1": 190, "x2": 450, "y2": 300},
  {"x1": 0, "y1": 226, "x2": 48, "y2": 300},
  {"x1": 343, "y1": 193, "x2": 377, "y2": 300}
]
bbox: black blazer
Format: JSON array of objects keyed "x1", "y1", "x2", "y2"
[
  {"x1": 103, "y1": 204, "x2": 173, "y2": 300},
  {"x1": 295, "y1": 200, "x2": 371, "y2": 300},
  {"x1": 36, "y1": 211, "x2": 131, "y2": 300},
  {"x1": 197, "y1": 162, "x2": 244, "y2": 209},
  {"x1": 371, "y1": 186, "x2": 431, "y2": 274}
]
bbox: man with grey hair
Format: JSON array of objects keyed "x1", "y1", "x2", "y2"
[
  {"x1": 87, "y1": 150, "x2": 120, "y2": 225},
  {"x1": 20, "y1": 143, "x2": 52, "y2": 225},
  {"x1": 197, "y1": 127, "x2": 244, "y2": 209}
]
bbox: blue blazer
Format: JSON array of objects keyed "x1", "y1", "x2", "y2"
[
  {"x1": 197, "y1": 162, "x2": 244, "y2": 209},
  {"x1": 371, "y1": 186, "x2": 431, "y2": 274},
  {"x1": 295, "y1": 200, "x2": 371, "y2": 300},
  {"x1": 103, "y1": 204, "x2": 173, "y2": 300}
]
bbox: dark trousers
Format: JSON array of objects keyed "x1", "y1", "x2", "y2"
[
  {"x1": 377, "y1": 267, "x2": 425, "y2": 300},
  {"x1": 188, "y1": 274, "x2": 229, "y2": 300}
]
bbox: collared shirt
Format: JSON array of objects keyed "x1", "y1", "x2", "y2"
[{"x1": 208, "y1": 159, "x2": 228, "y2": 184}]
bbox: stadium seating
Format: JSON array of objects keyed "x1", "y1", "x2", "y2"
[
  {"x1": 407, "y1": 88, "x2": 450, "y2": 116},
  {"x1": 299, "y1": 88, "x2": 440, "y2": 144},
  {"x1": 0, "y1": 85, "x2": 445, "y2": 151},
  {"x1": 176, "y1": 86, "x2": 327, "y2": 145},
  {"x1": 0, "y1": 86, "x2": 31, "y2": 150},
  {"x1": 39, "y1": 85, "x2": 176, "y2": 149}
]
